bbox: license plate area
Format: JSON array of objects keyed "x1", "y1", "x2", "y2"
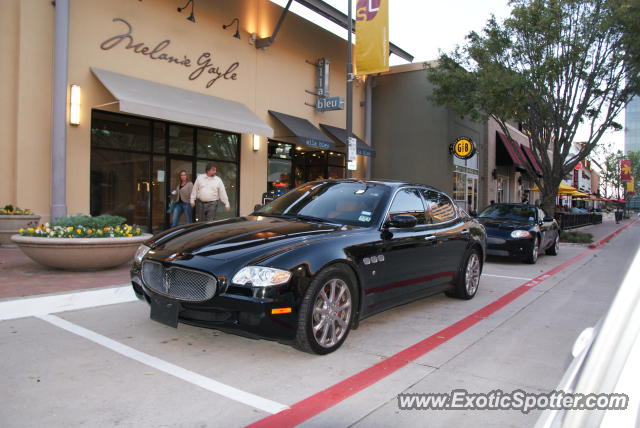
[{"x1": 150, "y1": 295, "x2": 180, "y2": 328}]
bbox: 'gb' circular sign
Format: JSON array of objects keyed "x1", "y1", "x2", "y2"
[{"x1": 450, "y1": 137, "x2": 476, "y2": 160}]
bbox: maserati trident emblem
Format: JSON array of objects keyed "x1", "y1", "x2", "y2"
[{"x1": 162, "y1": 270, "x2": 171, "y2": 293}]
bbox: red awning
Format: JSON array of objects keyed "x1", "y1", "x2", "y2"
[
  {"x1": 496, "y1": 132, "x2": 527, "y2": 170},
  {"x1": 520, "y1": 144, "x2": 543, "y2": 176}
]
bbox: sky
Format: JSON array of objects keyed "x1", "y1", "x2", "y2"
[{"x1": 269, "y1": 0, "x2": 626, "y2": 154}]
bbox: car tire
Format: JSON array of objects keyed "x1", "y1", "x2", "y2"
[
  {"x1": 446, "y1": 247, "x2": 482, "y2": 300},
  {"x1": 524, "y1": 236, "x2": 539, "y2": 264},
  {"x1": 546, "y1": 232, "x2": 560, "y2": 255},
  {"x1": 294, "y1": 265, "x2": 357, "y2": 355}
]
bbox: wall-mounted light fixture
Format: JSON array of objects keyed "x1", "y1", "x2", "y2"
[
  {"x1": 177, "y1": 0, "x2": 195, "y2": 23},
  {"x1": 222, "y1": 18, "x2": 241, "y2": 39},
  {"x1": 69, "y1": 84, "x2": 81, "y2": 126},
  {"x1": 248, "y1": 33, "x2": 258, "y2": 45},
  {"x1": 253, "y1": 135, "x2": 261, "y2": 151},
  {"x1": 491, "y1": 168, "x2": 498, "y2": 180}
]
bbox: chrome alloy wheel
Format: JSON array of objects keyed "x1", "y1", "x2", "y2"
[
  {"x1": 465, "y1": 253, "x2": 481, "y2": 296},
  {"x1": 312, "y1": 278, "x2": 352, "y2": 348}
]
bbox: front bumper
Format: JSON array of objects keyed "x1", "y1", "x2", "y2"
[
  {"x1": 486, "y1": 236, "x2": 534, "y2": 259},
  {"x1": 130, "y1": 265, "x2": 300, "y2": 342}
]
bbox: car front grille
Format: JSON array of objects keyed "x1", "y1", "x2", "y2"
[{"x1": 141, "y1": 260, "x2": 217, "y2": 302}]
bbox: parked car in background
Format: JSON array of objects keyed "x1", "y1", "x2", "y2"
[
  {"x1": 476, "y1": 203, "x2": 560, "y2": 264},
  {"x1": 131, "y1": 179, "x2": 486, "y2": 354}
]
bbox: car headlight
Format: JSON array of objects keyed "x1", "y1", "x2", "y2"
[
  {"x1": 134, "y1": 244, "x2": 151, "y2": 264},
  {"x1": 232, "y1": 266, "x2": 292, "y2": 287},
  {"x1": 511, "y1": 230, "x2": 532, "y2": 239}
]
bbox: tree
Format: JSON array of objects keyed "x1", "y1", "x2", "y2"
[{"x1": 427, "y1": 0, "x2": 640, "y2": 214}]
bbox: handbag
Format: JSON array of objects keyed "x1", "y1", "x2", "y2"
[{"x1": 167, "y1": 200, "x2": 177, "y2": 213}]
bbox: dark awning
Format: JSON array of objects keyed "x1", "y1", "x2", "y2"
[
  {"x1": 268, "y1": 111, "x2": 337, "y2": 150},
  {"x1": 496, "y1": 132, "x2": 527, "y2": 171},
  {"x1": 319, "y1": 124, "x2": 376, "y2": 157},
  {"x1": 520, "y1": 144, "x2": 543, "y2": 177}
]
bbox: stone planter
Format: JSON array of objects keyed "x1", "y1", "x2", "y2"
[
  {"x1": 11, "y1": 234, "x2": 152, "y2": 270},
  {"x1": 0, "y1": 215, "x2": 41, "y2": 247}
]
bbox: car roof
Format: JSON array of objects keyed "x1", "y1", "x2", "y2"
[
  {"x1": 313, "y1": 178, "x2": 444, "y2": 193},
  {"x1": 486, "y1": 203, "x2": 537, "y2": 208}
]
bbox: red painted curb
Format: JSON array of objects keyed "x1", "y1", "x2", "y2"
[{"x1": 247, "y1": 219, "x2": 639, "y2": 428}]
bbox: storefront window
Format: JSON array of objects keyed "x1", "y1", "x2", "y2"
[
  {"x1": 91, "y1": 111, "x2": 150, "y2": 152},
  {"x1": 197, "y1": 129, "x2": 238, "y2": 161},
  {"x1": 91, "y1": 110, "x2": 240, "y2": 231},
  {"x1": 169, "y1": 125, "x2": 194, "y2": 156},
  {"x1": 90, "y1": 149, "x2": 151, "y2": 227}
]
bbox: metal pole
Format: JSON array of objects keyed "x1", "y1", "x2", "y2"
[
  {"x1": 346, "y1": 0, "x2": 353, "y2": 178},
  {"x1": 51, "y1": 0, "x2": 69, "y2": 220}
]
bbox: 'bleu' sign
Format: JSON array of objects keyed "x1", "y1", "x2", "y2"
[{"x1": 316, "y1": 97, "x2": 345, "y2": 112}]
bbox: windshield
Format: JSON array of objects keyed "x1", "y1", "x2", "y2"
[
  {"x1": 254, "y1": 181, "x2": 389, "y2": 227},
  {"x1": 478, "y1": 204, "x2": 537, "y2": 222}
]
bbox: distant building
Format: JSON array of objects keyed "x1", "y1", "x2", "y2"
[{"x1": 626, "y1": 96, "x2": 640, "y2": 154}]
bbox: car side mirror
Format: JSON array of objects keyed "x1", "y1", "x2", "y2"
[
  {"x1": 470, "y1": 210, "x2": 478, "y2": 218},
  {"x1": 386, "y1": 214, "x2": 418, "y2": 229},
  {"x1": 543, "y1": 216, "x2": 554, "y2": 222}
]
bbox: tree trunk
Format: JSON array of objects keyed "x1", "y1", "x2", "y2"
[{"x1": 541, "y1": 191, "x2": 557, "y2": 217}]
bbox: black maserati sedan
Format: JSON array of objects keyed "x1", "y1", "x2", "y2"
[
  {"x1": 131, "y1": 180, "x2": 486, "y2": 354},
  {"x1": 477, "y1": 203, "x2": 560, "y2": 264}
]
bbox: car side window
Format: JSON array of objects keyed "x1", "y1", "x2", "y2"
[
  {"x1": 388, "y1": 188, "x2": 426, "y2": 225},
  {"x1": 422, "y1": 189, "x2": 457, "y2": 224}
]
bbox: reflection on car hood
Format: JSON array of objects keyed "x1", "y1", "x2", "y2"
[
  {"x1": 478, "y1": 218, "x2": 533, "y2": 230},
  {"x1": 147, "y1": 216, "x2": 350, "y2": 259}
]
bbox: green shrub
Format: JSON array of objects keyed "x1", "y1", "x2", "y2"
[
  {"x1": 51, "y1": 214, "x2": 127, "y2": 229},
  {"x1": 560, "y1": 231, "x2": 593, "y2": 244}
]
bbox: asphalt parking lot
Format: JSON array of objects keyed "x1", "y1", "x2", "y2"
[{"x1": 1, "y1": 220, "x2": 638, "y2": 428}]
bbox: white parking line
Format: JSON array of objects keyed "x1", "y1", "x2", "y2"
[
  {"x1": 482, "y1": 273, "x2": 533, "y2": 281},
  {"x1": 0, "y1": 285, "x2": 137, "y2": 321},
  {"x1": 37, "y1": 314, "x2": 289, "y2": 415}
]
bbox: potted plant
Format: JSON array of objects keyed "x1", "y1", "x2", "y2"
[
  {"x1": 0, "y1": 204, "x2": 41, "y2": 247},
  {"x1": 11, "y1": 214, "x2": 152, "y2": 270}
]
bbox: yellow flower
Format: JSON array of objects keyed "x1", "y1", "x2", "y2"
[
  {"x1": 127, "y1": 233, "x2": 132, "y2": 237},
  {"x1": 28, "y1": 227, "x2": 34, "y2": 233},
  {"x1": 19, "y1": 228, "x2": 24, "y2": 233},
  {"x1": 67, "y1": 226, "x2": 73, "y2": 232},
  {"x1": 76, "y1": 229, "x2": 82, "y2": 234}
]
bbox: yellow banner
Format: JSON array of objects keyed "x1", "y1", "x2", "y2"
[
  {"x1": 355, "y1": 0, "x2": 389, "y2": 75},
  {"x1": 627, "y1": 177, "x2": 635, "y2": 192}
]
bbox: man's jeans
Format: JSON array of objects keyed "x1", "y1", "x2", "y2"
[
  {"x1": 171, "y1": 201, "x2": 193, "y2": 227},
  {"x1": 196, "y1": 200, "x2": 219, "y2": 222}
]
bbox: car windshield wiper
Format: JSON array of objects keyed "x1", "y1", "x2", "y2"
[{"x1": 291, "y1": 214, "x2": 344, "y2": 225}]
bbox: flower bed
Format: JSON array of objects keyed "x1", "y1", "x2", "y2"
[{"x1": 11, "y1": 214, "x2": 150, "y2": 270}]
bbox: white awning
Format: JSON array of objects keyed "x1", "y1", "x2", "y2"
[{"x1": 91, "y1": 67, "x2": 273, "y2": 137}]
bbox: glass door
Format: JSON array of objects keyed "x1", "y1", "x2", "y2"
[{"x1": 467, "y1": 176, "x2": 478, "y2": 212}]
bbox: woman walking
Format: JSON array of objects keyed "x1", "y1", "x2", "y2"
[{"x1": 170, "y1": 170, "x2": 194, "y2": 228}]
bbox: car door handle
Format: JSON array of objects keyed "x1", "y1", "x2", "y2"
[{"x1": 461, "y1": 229, "x2": 470, "y2": 235}]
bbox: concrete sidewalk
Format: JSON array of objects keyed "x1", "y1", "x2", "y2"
[{"x1": 0, "y1": 215, "x2": 634, "y2": 301}]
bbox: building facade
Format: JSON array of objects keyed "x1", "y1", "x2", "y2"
[
  {"x1": 625, "y1": 96, "x2": 640, "y2": 154},
  {"x1": 1, "y1": 0, "x2": 375, "y2": 231},
  {"x1": 371, "y1": 63, "x2": 540, "y2": 212}
]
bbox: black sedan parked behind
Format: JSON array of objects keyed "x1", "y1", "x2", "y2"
[
  {"x1": 131, "y1": 180, "x2": 487, "y2": 354},
  {"x1": 477, "y1": 203, "x2": 560, "y2": 264}
]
